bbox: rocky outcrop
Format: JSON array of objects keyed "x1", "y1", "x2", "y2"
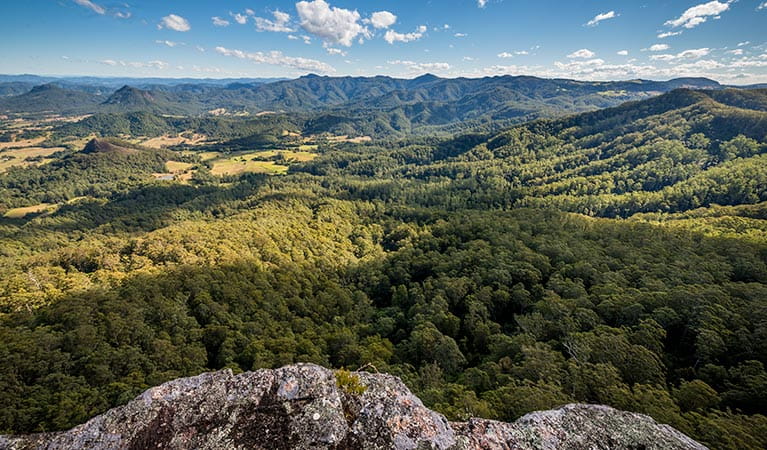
[{"x1": 0, "y1": 364, "x2": 706, "y2": 449}]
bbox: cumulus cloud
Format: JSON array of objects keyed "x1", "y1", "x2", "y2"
[
  {"x1": 388, "y1": 59, "x2": 451, "y2": 73},
  {"x1": 215, "y1": 46, "x2": 335, "y2": 73},
  {"x1": 586, "y1": 11, "x2": 617, "y2": 27},
  {"x1": 212, "y1": 16, "x2": 230, "y2": 27},
  {"x1": 758, "y1": 2, "x2": 767, "y2": 10},
  {"x1": 255, "y1": 10, "x2": 294, "y2": 32},
  {"x1": 325, "y1": 47, "x2": 347, "y2": 56},
  {"x1": 384, "y1": 25, "x2": 427, "y2": 44},
  {"x1": 617, "y1": 50, "x2": 629, "y2": 56},
  {"x1": 648, "y1": 44, "x2": 670, "y2": 51},
  {"x1": 665, "y1": 1, "x2": 732, "y2": 29},
  {"x1": 567, "y1": 48, "x2": 595, "y2": 59},
  {"x1": 498, "y1": 50, "x2": 529, "y2": 58},
  {"x1": 478, "y1": 0, "x2": 488, "y2": 8},
  {"x1": 231, "y1": 12, "x2": 248, "y2": 25},
  {"x1": 369, "y1": 11, "x2": 397, "y2": 29},
  {"x1": 73, "y1": 0, "x2": 105, "y2": 15},
  {"x1": 296, "y1": 0, "x2": 370, "y2": 47},
  {"x1": 650, "y1": 48, "x2": 710, "y2": 61},
  {"x1": 158, "y1": 14, "x2": 190, "y2": 32},
  {"x1": 657, "y1": 31, "x2": 683, "y2": 38}
]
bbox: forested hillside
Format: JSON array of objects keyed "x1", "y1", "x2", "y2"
[
  {"x1": 1, "y1": 89, "x2": 766, "y2": 449},
  {"x1": 296, "y1": 89, "x2": 767, "y2": 217}
]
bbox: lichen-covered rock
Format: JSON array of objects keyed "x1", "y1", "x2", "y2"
[{"x1": 0, "y1": 364, "x2": 707, "y2": 450}]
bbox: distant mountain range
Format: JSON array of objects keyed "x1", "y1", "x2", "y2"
[{"x1": 1, "y1": 74, "x2": 762, "y2": 136}]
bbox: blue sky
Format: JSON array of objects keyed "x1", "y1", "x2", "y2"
[{"x1": 1, "y1": 0, "x2": 766, "y2": 83}]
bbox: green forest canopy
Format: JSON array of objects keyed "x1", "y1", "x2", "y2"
[{"x1": 1, "y1": 89, "x2": 767, "y2": 449}]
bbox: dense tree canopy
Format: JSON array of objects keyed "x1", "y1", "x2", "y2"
[{"x1": 1, "y1": 89, "x2": 767, "y2": 449}]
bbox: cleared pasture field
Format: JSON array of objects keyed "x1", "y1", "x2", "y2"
[
  {"x1": 166, "y1": 161, "x2": 195, "y2": 172},
  {"x1": 210, "y1": 158, "x2": 288, "y2": 176},
  {"x1": 0, "y1": 146, "x2": 65, "y2": 172},
  {"x1": 3, "y1": 203, "x2": 56, "y2": 219},
  {"x1": 142, "y1": 134, "x2": 209, "y2": 149}
]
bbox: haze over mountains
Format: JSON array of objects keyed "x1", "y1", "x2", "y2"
[{"x1": 0, "y1": 74, "x2": 747, "y2": 137}]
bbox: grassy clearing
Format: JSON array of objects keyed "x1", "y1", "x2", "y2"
[
  {"x1": 166, "y1": 161, "x2": 195, "y2": 172},
  {"x1": 141, "y1": 134, "x2": 209, "y2": 149},
  {"x1": 207, "y1": 149, "x2": 316, "y2": 176},
  {"x1": 0, "y1": 146, "x2": 65, "y2": 172},
  {"x1": 0, "y1": 136, "x2": 47, "y2": 150},
  {"x1": 210, "y1": 158, "x2": 288, "y2": 176},
  {"x1": 3, "y1": 203, "x2": 57, "y2": 219}
]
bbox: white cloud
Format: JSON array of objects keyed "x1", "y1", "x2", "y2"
[
  {"x1": 737, "y1": 41, "x2": 750, "y2": 47},
  {"x1": 650, "y1": 48, "x2": 710, "y2": 61},
  {"x1": 231, "y1": 12, "x2": 248, "y2": 25},
  {"x1": 728, "y1": 49, "x2": 744, "y2": 55},
  {"x1": 384, "y1": 26, "x2": 427, "y2": 44},
  {"x1": 758, "y1": 2, "x2": 767, "y2": 10},
  {"x1": 454, "y1": 33, "x2": 467, "y2": 38},
  {"x1": 326, "y1": 47, "x2": 347, "y2": 56},
  {"x1": 296, "y1": 0, "x2": 370, "y2": 47},
  {"x1": 369, "y1": 11, "x2": 397, "y2": 29},
  {"x1": 567, "y1": 48, "x2": 595, "y2": 59},
  {"x1": 212, "y1": 16, "x2": 230, "y2": 27},
  {"x1": 617, "y1": 50, "x2": 629, "y2": 56},
  {"x1": 677, "y1": 48, "x2": 711, "y2": 59},
  {"x1": 73, "y1": 0, "x2": 105, "y2": 15},
  {"x1": 288, "y1": 34, "x2": 313, "y2": 44},
  {"x1": 388, "y1": 59, "x2": 451, "y2": 74},
  {"x1": 215, "y1": 46, "x2": 335, "y2": 73},
  {"x1": 155, "y1": 40, "x2": 180, "y2": 48},
  {"x1": 158, "y1": 14, "x2": 190, "y2": 32},
  {"x1": 255, "y1": 10, "x2": 294, "y2": 32},
  {"x1": 649, "y1": 44, "x2": 670, "y2": 52},
  {"x1": 498, "y1": 50, "x2": 529, "y2": 58},
  {"x1": 586, "y1": 11, "x2": 617, "y2": 27},
  {"x1": 665, "y1": 1, "x2": 732, "y2": 29},
  {"x1": 114, "y1": 11, "x2": 131, "y2": 19},
  {"x1": 657, "y1": 31, "x2": 682, "y2": 38},
  {"x1": 98, "y1": 59, "x2": 169, "y2": 70},
  {"x1": 478, "y1": 0, "x2": 488, "y2": 8}
]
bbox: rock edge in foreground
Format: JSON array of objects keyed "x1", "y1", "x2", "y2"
[{"x1": 0, "y1": 363, "x2": 706, "y2": 449}]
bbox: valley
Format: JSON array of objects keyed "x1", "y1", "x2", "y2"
[{"x1": 0, "y1": 76, "x2": 766, "y2": 449}]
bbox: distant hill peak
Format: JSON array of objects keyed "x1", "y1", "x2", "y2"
[
  {"x1": 103, "y1": 85, "x2": 156, "y2": 106},
  {"x1": 28, "y1": 83, "x2": 64, "y2": 93},
  {"x1": 82, "y1": 138, "x2": 138, "y2": 155}
]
